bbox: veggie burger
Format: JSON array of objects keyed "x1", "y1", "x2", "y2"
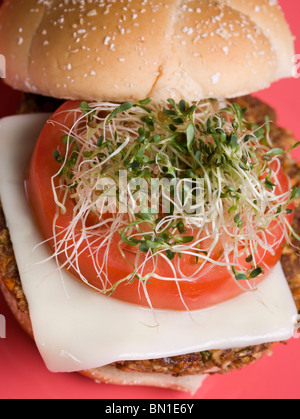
[{"x1": 0, "y1": 0, "x2": 299, "y2": 393}]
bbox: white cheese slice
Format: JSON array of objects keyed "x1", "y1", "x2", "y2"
[{"x1": 0, "y1": 114, "x2": 298, "y2": 373}]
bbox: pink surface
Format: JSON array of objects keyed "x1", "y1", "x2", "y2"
[{"x1": 0, "y1": 0, "x2": 299, "y2": 400}]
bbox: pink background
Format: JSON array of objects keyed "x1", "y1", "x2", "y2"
[{"x1": 0, "y1": 0, "x2": 299, "y2": 399}]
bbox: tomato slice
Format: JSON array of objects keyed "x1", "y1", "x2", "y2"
[{"x1": 27, "y1": 100, "x2": 294, "y2": 311}]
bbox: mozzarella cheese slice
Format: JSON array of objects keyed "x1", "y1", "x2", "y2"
[{"x1": 0, "y1": 114, "x2": 298, "y2": 373}]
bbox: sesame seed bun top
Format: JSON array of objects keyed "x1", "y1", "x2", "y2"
[{"x1": 0, "y1": 0, "x2": 295, "y2": 102}]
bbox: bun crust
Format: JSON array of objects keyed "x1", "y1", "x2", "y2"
[{"x1": 0, "y1": 0, "x2": 295, "y2": 102}]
